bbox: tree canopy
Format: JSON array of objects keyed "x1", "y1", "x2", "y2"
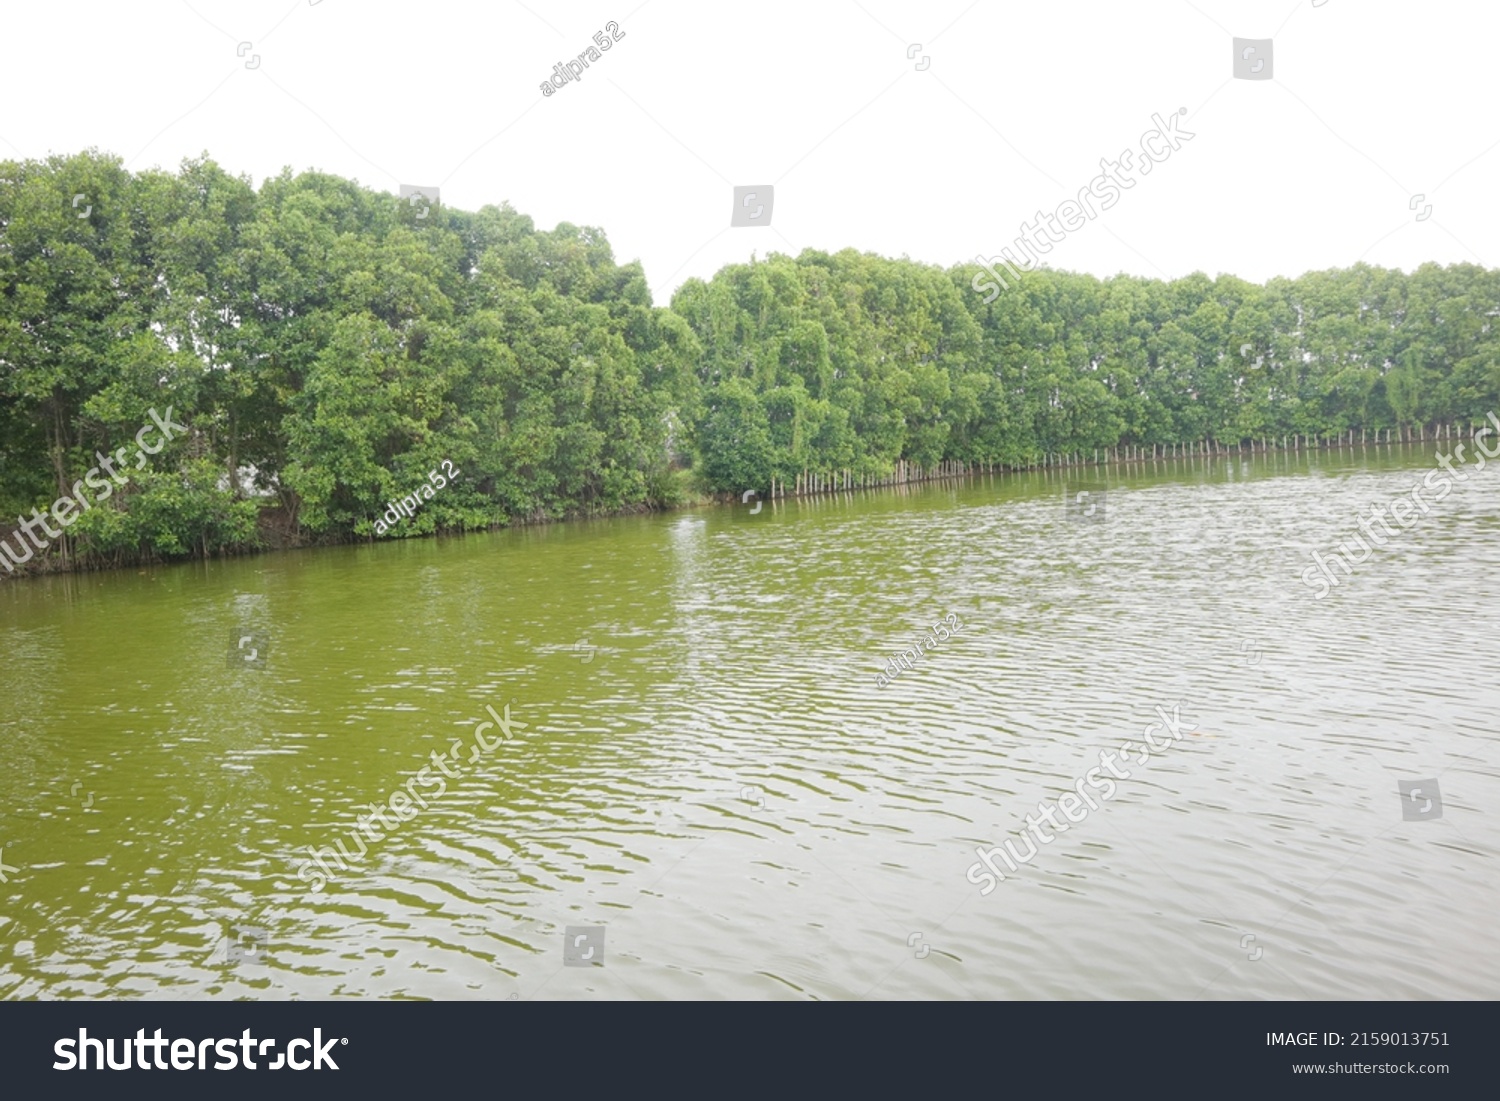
[{"x1": 3, "y1": 150, "x2": 1498, "y2": 572}]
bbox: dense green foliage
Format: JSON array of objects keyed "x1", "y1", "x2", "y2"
[
  {"x1": 4, "y1": 151, "x2": 1499, "y2": 571},
  {"x1": 681, "y1": 250, "x2": 1500, "y2": 480}
]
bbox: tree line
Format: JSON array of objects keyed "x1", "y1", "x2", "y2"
[{"x1": 3, "y1": 150, "x2": 1498, "y2": 573}]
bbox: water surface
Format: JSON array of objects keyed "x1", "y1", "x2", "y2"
[{"x1": 1, "y1": 444, "x2": 1496, "y2": 999}]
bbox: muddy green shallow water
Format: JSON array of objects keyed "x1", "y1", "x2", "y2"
[{"x1": 1, "y1": 445, "x2": 1496, "y2": 999}]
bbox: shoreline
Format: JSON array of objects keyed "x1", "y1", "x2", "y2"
[{"x1": 0, "y1": 432, "x2": 1468, "y2": 584}]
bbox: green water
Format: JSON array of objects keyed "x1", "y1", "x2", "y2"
[{"x1": 2, "y1": 445, "x2": 1497, "y2": 999}]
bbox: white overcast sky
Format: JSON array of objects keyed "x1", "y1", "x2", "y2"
[{"x1": 1, "y1": 0, "x2": 1494, "y2": 303}]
